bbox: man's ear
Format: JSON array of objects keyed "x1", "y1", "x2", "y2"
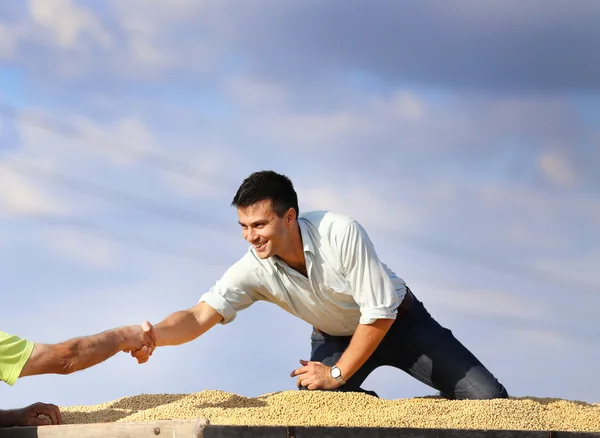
[{"x1": 286, "y1": 207, "x2": 297, "y2": 224}]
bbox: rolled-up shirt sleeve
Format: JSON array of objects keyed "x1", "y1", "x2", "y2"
[
  {"x1": 198, "y1": 255, "x2": 263, "y2": 324},
  {"x1": 338, "y1": 221, "x2": 403, "y2": 324}
]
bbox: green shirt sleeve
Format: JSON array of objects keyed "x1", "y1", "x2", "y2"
[{"x1": 0, "y1": 331, "x2": 34, "y2": 386}]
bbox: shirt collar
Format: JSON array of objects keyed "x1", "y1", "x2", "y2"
[
  {"x1": 272, "y1": 218, "x2": 314, "y2": 268},
  {"x1": 299, "y1": 218, "x2": 315, "y2": 255}
]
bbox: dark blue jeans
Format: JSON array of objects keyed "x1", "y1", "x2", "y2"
[{"x1": 304, "y1": 291, "x2": 508, "y2": 400}]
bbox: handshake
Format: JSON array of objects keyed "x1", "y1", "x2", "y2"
[{"x1": 122, "y1": 321, "x2": 158, "y2": 364}]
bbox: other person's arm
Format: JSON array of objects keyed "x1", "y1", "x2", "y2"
[{"x1": 20, "y1": 323, "x2": 156, "y2": 377}]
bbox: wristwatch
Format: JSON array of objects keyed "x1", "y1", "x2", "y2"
[{"x1": 330, "y1": 365, "x2": 346, "y2": 385}]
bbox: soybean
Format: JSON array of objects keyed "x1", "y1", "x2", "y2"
[{"x1": 60, "y1": 390, "x2": 600, "y2": 432}]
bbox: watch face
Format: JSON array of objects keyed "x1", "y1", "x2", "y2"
[{"x1": 331, "y1": 367, "x2": 341, "y2": 378}]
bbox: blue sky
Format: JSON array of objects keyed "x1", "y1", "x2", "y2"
[{"x1": 1, "y1": 0, "x2": 599, "y2": 409}]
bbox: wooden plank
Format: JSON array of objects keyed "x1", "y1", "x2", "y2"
[
  {"x1": 1, "y1": 422, "x2": 600, "y2": 438},
  {"x1": 292, "y1": 427, "x2": 549, "y2": 438},
  {"x1": 207, "y1": 427, "x2": 600, "y2": 438},
  {"x1": 0, "y1": 419, "x2": 206, "y2": 438}
]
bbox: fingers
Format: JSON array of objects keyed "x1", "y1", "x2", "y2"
[
  {"x1": 53, "y1": 404, "x2": 63, "y2": 425},
  {"x1": 124, "y1": 321, "x2": 157, "y2": 364},
  {"x1": 296, "y1": 377, "x2": 322, "y2": 390},
  {"x1": 290, "y1": 365, "x2": 308, "y2": 377},
  {"x1": 141, "y1": 320, "x2": 155, "y2": 336},
  {"x1": 291, "y1": 360, "x2": 329, "y2": 390},
  {"x1": 130, "y1": 345, "x2": 152, "y2": 364},
  {"x1": 28, "y1": 402, "x2": 62, "y2": 426},
  {"x1": 293, "y1": 360, "x2": 311, "y2": 388},
  {"x1": 140, "y1": 321, "x2": 157, "y2": 357},
  {"x1": 28, "y1": 417, "x2": 52, "y2": 426},
  {"x1": 141, "y1": 321, "x2": 157, "y2": 345},
  {"x1": 290, "y1": 358, "x2": 321, "y2": 377},
  {"x1": 39, "y1": 403, "x2": 61, "y2": 426},
  {"x1": 131, "y1": 351, "x2": 150, "y2": 362}
]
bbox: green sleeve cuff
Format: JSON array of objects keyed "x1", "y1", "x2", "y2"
[{"x1": 2, "y1": 338, "x2": 34, "y2": 386}]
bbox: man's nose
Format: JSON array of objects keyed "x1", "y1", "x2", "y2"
[{"x1": 246, "y1": 228, "x2": 256, "y2": 242}]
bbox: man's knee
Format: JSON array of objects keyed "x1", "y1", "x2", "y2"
[{"x1": 454, "y1": 366, "x2": 509, "y2": 400}]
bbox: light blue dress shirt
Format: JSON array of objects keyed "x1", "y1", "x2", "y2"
[{"x1": 199, "y1": 211, "x2": 407, "y2": 336}]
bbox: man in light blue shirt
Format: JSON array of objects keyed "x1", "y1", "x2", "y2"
[{"x1": 131, "y1": 171, "x2": 507, "y2": 399}]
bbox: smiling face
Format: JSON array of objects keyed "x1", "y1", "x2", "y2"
[{"x1": 237, "y1": 199, "x2": 295, "y2": 259}]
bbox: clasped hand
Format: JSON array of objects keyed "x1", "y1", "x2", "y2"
[
  {"x1": 290, "y1": 359, "x2": 341, "y2": 390},
  {"x1": 122, "y1": 321, "x2": 157, "y2": 364}
]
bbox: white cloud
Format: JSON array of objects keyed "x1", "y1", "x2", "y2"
[
  {"x1": 507, "y1": 328, "x2": 568, "y2": 348},
  {"x1": 225, "y1": 76, "x2": 288, "y2": 108},
  {"x1": 532, "y1": 251, "x2": 600, "y2": 293},
  {"x1": 0, "y1": 0, "x2": 220, "y2": 78},
  {"x1": 239, "y1": 89, "x2": 429, "y2": 152},
  {"x1": 161, "y1": 146, "x2": 241, "y2": 199},
  {"x1": 387, "y1": 178, "x2": 599, "y2": 255},
  {"x1": 538, "y1": 149, "x2": 579, "y2": 187},
  {"x1": 105, "y1": 0, "x2": 222, "y2": 75},
  {"x1": 0, "y1": 166, "x2": 68, "y2": 216},
  {"x1": 12, "y1": 109, "x2": 161, "y2": 174},
  {"x1": 300, "y1": 183, "x2": 420, "y2": 234},
  {"x1": 242, "y1": 110, "x2": 377, "y2": 153},
  {"x1": 27, "y1": 0, "x2": 112, "y2": 49},
  {"x1": 73, "y1": 116, "x2": 159, "y2": 167},
  {"x1": 0, "y1": 23, "x2": 20, "y2": 58},
  {"x1": 422, "y1": 286, "x2": 550, "y2": 320},
  {"x1": 371, "y1": 90, "x2": 426, "y2": 122},
  {"x1": 44, "y1": 228, "x2": 118, "y2": 268}
]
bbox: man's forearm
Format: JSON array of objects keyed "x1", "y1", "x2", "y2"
[
  {"x1": 335, "y1": 319, "x2": 394, "y2": 382},
  {"x1": 155, "y1": 303, "x2": 223, "y2": 347},
  {"x1": 155, "y1": 310, "x2": 203, "y2": 346}
]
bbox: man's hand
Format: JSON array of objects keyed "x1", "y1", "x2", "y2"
[
  {"x1": 290, "y1": 359, "x2": 341, "y2": 390},
  {"x1": 7, "y1": 402, "x2": 63, "y2": 426},
  {"x1": 122, "y1": 321, "x2": 157, "y2": 364}
]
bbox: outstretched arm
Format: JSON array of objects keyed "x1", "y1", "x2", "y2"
[
  {"x1": 157, "y1": 302, "x2": 224, "y2": 346},
  {"x1": 129, "y1": 302, "x2": 223, "y2": 362},
  {"x1": 20, "y1": 323, "x2": 155, "y2": 377}
]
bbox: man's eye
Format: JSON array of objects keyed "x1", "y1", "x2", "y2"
[{"x1": 255, "y1": 224, "x2": 264, "y2": 229}]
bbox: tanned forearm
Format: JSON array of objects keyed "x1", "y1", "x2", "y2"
[
  {"x1": 335, "y1": 318, "x2": 394, "y2": 381},
  {"x1": 20, "y1": 327, "x2": 133, "y2": 377},
  {"x1": 55, "y1": 328, "x2": 130, "y2": 374},
  {"x1": 155, "y1": 302, "x2": 223, "y2": 347}
]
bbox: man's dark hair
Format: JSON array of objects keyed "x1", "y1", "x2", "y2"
[{"x1": 232, "y1": 170, "x2": 300, "y2": 218}]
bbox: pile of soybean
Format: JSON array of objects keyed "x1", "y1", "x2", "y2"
[{"x1": 60, "y1": 390, "x2": 600, "y2": 432}]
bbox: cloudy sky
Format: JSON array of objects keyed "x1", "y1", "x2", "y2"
[{"x1": 1, "y1": 0, "x2": 599, "y2": 410}]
